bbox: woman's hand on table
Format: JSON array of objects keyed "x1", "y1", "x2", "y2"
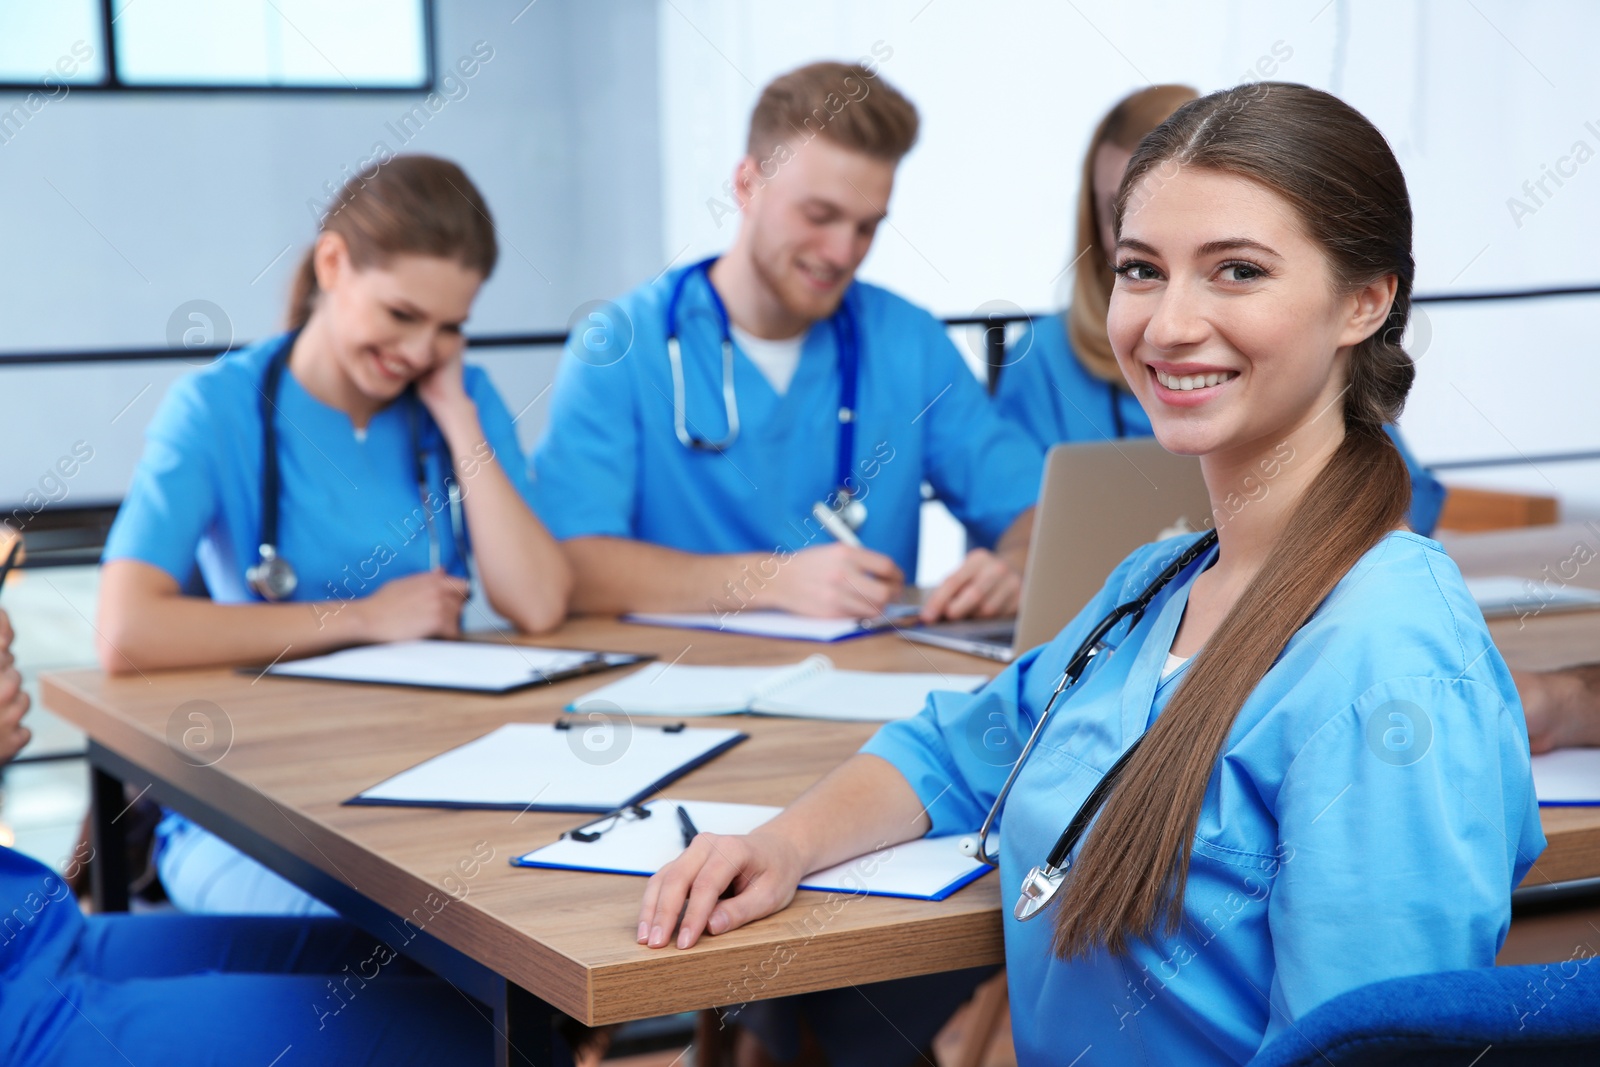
[{"x1": 638, "y1": 828, "x2": 807, "y2": 950}]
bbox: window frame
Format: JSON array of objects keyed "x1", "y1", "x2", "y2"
[{"x1": 0, "y1": 0, "x2": 436, "y2": 94}]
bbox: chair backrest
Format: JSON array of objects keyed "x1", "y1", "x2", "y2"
[{"x1": 1247, "y1": 962, "x2": 1600, "y2": 1067}]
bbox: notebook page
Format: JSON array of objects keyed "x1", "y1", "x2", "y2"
[
  {"x1": 570, "y1": 662, "x2": 802, "y2": 716},
  {"x1": 353, "y1": 724, "x2": 744, "y2": 810},
  {"x1": 752, "y1": 669, "x2": 988, "y2": 722},
  {"x1": 269, "y1": 639, "x2": 598, "y2": 691},
  {"x1": 1531, "y1": 748, "x2": 1600, "y2": 805},
  {"x1": 625, "y1": 611, "x2": 881, "y2": 641}
]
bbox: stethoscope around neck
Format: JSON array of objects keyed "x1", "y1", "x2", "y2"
[
  {"x1": 664, "y1": 256, "x2": 866, "y2": 529},
  {"x1": 244, "y1": 333, "x2": 467, "y2": 602},
  {"x1": 957, "y1": 529, "x2": 1219, "y2": 922}
]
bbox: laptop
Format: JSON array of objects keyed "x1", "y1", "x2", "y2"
[{"x1": 903, "y1": 438, "x2": 1213, "y2": 662}]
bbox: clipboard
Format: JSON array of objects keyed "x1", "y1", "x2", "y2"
[
  {"x1": 345, "y1": 722, "x2": 748, "y2": 813},
  {"x1": 512, "y1": 799, "x2": 992, "y2": 901},
  {"x1": 248, "y1": 639, "x2": 653, "y2": 694}
]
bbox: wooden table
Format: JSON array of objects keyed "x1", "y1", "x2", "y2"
[
  {"x1": 42, "y1": 620, "x2": 1008, "y2": 1066},
  {"x1": 40, "y1": 523, "x2": 1600, "y2": 1059}
]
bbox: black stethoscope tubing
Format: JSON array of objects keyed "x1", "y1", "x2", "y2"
[
  {"x1": 251, "y1": 334, "x2": 467, "y2": 600},
  {"x1": 960, "y1": 529, "x2": 1219, "y2": 919}
]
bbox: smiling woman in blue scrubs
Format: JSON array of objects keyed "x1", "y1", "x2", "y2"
[
  {"x1": 996, "y1": 83, "x2": 1449, "y2": 537},
  {"x1": 637, "y1": 85, "x2": 1543, "y2": 1065},
  {"x1": 94, "y1": 155, "x2": 571, "y2": 915}
]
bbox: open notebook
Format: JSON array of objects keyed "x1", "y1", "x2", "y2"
[
  {"x1": 624, "y1": 606, "x2": 921, "y2": 643},
  {"x1": 347, "y1": 723, "x2": 746, "y2": 812},
  {"x1": 259, "y1": 639, "x2": 648, "y2": 694},
  {"x1": 568, "y1": 654, "x2": 987, "y2": 721},
  {"x1": 513, "y1": 798, "x2": 991, "y2": 901}
]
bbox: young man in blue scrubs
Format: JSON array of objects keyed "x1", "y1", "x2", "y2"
[
  {"x1": 0, "y1": 607, "x2": 498, "y2": 1066},
  {"x1": 534, "y1": 61, "x2": 1010, "y2": 1063},
  {"x1": 533, "y1": 61, "x2": 1044, "y2": 624}
]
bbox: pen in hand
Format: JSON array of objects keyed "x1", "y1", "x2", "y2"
[
  {"x1": 675, "y1": 804, "x2": 699, "y2": 849},
  {"x1": 0, "y1": 537, "x2": 20, "y2": 597}
]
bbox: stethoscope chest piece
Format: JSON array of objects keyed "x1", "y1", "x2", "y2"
[
  {"x1": 832, "y1": 489, "x2": 867, "y2": 531},
  {"x1": 1014, "y1": 861, "x2": 1068, "y2": 922},
  {"x1": 246, "y1": 543, "x2": 298, "y2": 602}
]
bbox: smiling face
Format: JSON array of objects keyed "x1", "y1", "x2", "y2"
[
  {"x1": 1108, "y1": 166, "x2": 1394, "y2": 465},
  {"x1": 738, "y1": 136, "x2": 895, "y2": 326},
  {"x1": 312, "y1": 233, "x2": 483, "y2": 404}
]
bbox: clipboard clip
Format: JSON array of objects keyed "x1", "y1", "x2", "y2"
[
  {"x1": 554, "y1": 719, "x2": 688, "y2": 733},
  {"x1": 565, "y1": 802, "x2": 652, "y2": 843}
]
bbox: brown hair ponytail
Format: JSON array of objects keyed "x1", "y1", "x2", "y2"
[
  {"x1": 285, "y1": 154, "x2": 499, "y2": 331},
  {"x1": 1052, "y1": 83, "x2": 1416, "y2": 958}
]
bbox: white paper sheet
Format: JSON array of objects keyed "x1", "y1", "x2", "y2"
[
  {"x1": 268, "y1": 639, "x2": 600, "y2": 692},
  {"x1": 351, "y1": 723, "x2": 745, "y2": 811},
  {"x1": 753, "y1": 668, "x2": 986, "y2": 721},
  {"x1": 1530, "y1": 747, "x2": 1600, "y2": 805},
  {"x1": 570, "y1": 655, "x2": 984, "y2": 721},
  {"x1": 624, "y1": 606, "x2": 918, "y2": 642},
  {"x1": 569, "y1": 661, "x2": 818, "y2": 715}
]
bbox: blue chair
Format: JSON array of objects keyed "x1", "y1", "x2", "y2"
[{"x1": 1248, "y1": 963, "x2": 1600, "y2": 1066}]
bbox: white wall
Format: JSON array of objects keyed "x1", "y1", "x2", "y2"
[
  {"x1": 657, "y1": 0, "x2": 1600, "y2": 516},
  {"x1": 3, "y1": 0, "x2": 1597, "y2": 526},
  {"x1": 0, "y1": 0, "x2": 663, "y2": 508}
]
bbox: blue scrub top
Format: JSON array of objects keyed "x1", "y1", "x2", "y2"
[
  {"x1": 994, "y1": 313, "x2": 1449, "y2": 536},
  {"x1": 529, "y1": 267, "x2": 1046, "y2": 577},
  {"x1": 994, "y1": 313, "x2": 1153, "y2": 443},
  {"x1": 104, "y1": 332, "x2": 534, "y2": 604},
  {"x1": 865, "y1": 531, "x2": 1543, "y2": 1065}
]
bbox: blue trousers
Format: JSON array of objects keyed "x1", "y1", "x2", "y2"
[
  {"x1": 155, "y1": 810, "x2": 336, "y2": 915},
  {"x1": 16, "y1": 912, "x2": 494, "y2": 1066}
]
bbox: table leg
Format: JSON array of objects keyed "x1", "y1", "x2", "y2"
[
  {"x1": 89, "y1": 763, "x2": 130, "y2": 913},
  {"x1": 495, "y1": 981, "x2": 561, "y2": 1067}
]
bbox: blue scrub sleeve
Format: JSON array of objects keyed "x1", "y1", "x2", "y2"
[
  {"x1": 991, "y1": 322, "x2": 1055, "y2": 452},
  {"x1": 101, "y1": 375, "x2": 221, "y2": 584},
  {"x1": 528, "y1": 338, "x2": 641, "y2": 541},
  {"x1": 917, "y1": 321, "x2": 1046, "y2": 547},
  {"x1": 861, "y1": 545, "x2": 1150, "y2": 837},
  {"x1": 1259, "y1": 674, "x2": 1545, "y2": 1049},
  {"x1": 463, "y1": 367, "x2": 538, "y2": 510}
]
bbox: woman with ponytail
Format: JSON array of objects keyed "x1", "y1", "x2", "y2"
[
  {"x1": 97, "y1": 155, "x2": 571, "y2": 915},
  {"x1": 640, "y1": 85, "x2": 1544, "y2": 1064},
  {"x1": 996, "y1": 82, "x2": 1449, "y2": 535}
]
